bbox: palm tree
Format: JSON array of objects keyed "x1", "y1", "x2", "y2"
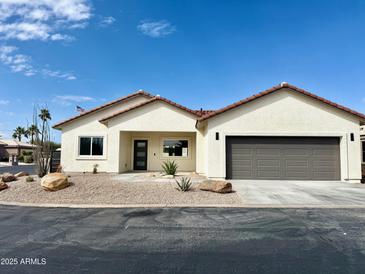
[
  {"x1": 27, "y1": 124, "x2": 39, "y2": 144},
  {"x1": 12, "y1": 126, "x2": 27, "y2": 141},
  {"x1": 38, "y1": 108, "x2": 51, "y2": 146}
]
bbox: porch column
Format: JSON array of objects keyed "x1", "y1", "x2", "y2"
[{"x1": 106, "y1": 130, "x2": 120, "y2": 173}]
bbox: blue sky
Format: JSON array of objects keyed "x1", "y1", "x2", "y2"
[{"x1": 0, "y1": 0, "x2": 364, "y2": 142}]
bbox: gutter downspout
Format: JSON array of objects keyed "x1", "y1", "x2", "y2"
[{"x1": 346, "y1": 133, "x2": 350, "y2": 181}]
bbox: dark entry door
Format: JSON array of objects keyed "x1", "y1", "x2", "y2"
[{"x1": 133, "y1": 140, "x2": 148, "y2": 170}]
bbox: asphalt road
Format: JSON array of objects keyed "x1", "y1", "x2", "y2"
[
  {"x1": 0, "y1": 164, "x2": 35, "y2": 175},
  {"x1": 0, "y1": 206, "x2": 365, "y2": 274}
]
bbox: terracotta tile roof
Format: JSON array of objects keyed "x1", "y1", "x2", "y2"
[
  {"x1": 194, "y1": 109, "x2": 216, "y2": 116},
  {"x1": 199, "y1": 83, "x2": 365, "y2": 122},
  {"x1": 53, "y1": 91, "x2": 153, "y2": 129},
  {"x1": 0, "y1": 139, "x2": 36, "y2": 148},
  {"x1": 99, "y1": 96, "x2": 200, "y2": 123}
]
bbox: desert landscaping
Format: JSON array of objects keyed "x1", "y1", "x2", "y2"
[{"x1": 0, "y1": 172, "x2": 241, "y2": 206}]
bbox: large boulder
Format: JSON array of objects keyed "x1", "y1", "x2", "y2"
[
  {"x1": 1, "y1": 173, "x2": 16, "y2": 183},
  {"x1": 15, "y1": 171, "x2": 29, "y2": 178},
  {"x1": 41, "y1": 173, "x2": 69, "y2": 191},
  {"x1": 198, "y1": 180, "x2": 232, "y2": 193},
  {"x1": 0, "y1": 182, "x2": 8, "y2": 191}
]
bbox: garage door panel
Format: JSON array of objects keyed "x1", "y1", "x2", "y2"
[
  {"x1": 257, "y1": 170, "x2": 281, "y2": 178},
  {"x1": 256, "y1": 148, "x2": 281, "y2": 156},
  {"x1": 257, "y1": 159, "x2": 280, "y2": 167},
  {"x1": 231, "y1": 171, "x2": 253, "y2": 178},
  {"x1": 226, "y1": 137, "x2": 340, "y2": 180},
  {"x1": 313, "y1": 172, "x2": 339, "y2": 180},
  {"x1": 285, "y1": 160, "x2": 309, "y2": 168},
  {"x1": 283, "y1": 148, "x2": 310, "y2": 157}
]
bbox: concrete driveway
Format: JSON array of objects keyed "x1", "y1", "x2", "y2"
[{"x1": 232, "y1": 180, "x2": 365, "y2": 207}]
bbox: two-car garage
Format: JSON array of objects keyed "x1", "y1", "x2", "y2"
[{"x1": 226, "y1": 136, "x2": 341, "y2": 180}]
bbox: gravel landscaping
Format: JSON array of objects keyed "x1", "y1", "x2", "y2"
[{"x1": 0, "y1": 172, "x2": 241, "y2": 206}]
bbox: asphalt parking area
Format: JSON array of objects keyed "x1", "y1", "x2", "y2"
[{"x1": 0, "y1": 206, "x2": 365, "y2": 273}]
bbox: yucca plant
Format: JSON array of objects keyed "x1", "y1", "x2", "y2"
[
  {"x1": 175, "y1": 177, "x2": 192, "y2": 192},
  {"x1": 162, "y1": 160, "x2": 178, "y2": 176}
]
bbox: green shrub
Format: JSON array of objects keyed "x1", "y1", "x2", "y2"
[
  {"x1": 18, "y1": 155, "x2": 24, "y2": 162},
  {"x1": 22, "y1": 151, "x2": 33, "y2": 156},
  {"x1": 175, "y1": 177, "x2": 192, "y2": 192},
  {"x1": 23, "y1": 155, "x2": 33, "y2": 163},
  {"x1": 26, "y1": 176, "x2": 34, "y2": 182},
  {"x1": 93, "y1": 164, "x2": 98, "y2": 174},
  {"x1": 162, "y1": 160, "x2": 178, "y2": 176}
]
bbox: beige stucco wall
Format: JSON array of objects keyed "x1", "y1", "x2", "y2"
[
  {"x1": 118, "y1": 131, "x2": 196, "y2": 172},
  {"x1": 196, "y1": 125, "x2": 207, "y2": 175},
  {"x1": 107, "y1": 101, "x2": 198, "y2": 173},
  {"x1": 203, "y1": 88, "x2": 363, "y2": 183},
  {"x1": 60, "y1": 99, "x2": 198, "y2": 173},
  {"x1": 60, "y1": 95, "x2": 150, "y2": 172}
]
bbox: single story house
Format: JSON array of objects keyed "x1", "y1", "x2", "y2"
[
  {"x1": 0, "y1": 141, "x2": 5, "y2": 159},
  {"x1": 53, "y1": 83, "x2": 365, "y2": 183},
  {"x1": 0, "y1": 139, "x2": 35, "y2": 160}
]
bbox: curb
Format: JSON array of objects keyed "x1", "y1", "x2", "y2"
[{"x1": 1, "y1": 201, "x2": 365, "y2": 209}]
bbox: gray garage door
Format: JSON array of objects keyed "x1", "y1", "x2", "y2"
[{"x1": 226, "y1": 137, "x2": 340, "y2": 180}]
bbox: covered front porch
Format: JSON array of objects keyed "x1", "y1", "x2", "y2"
[{"x1": 118, "y1": 131, "x2": 197, "y2": 173}]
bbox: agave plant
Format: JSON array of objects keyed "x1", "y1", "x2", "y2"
[
  {"x1": 175, "y1": 177, "x2": 192, "y2": 192},
  {"x1": 162, "y1": 160, "x2": 178, "y2": 176}
]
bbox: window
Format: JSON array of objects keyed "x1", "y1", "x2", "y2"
[
  {"x1": 79, "y1": 137, "x2": 103, "y2": 156},
  {"x1": 362, "y1": 141, "x2": 365, "y2": 163},
  {"x1": 163, "y1": 139, "x2": 188, "y2": 157}
]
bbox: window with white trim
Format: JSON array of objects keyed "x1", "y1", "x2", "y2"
[
  {"x1": 79, "y1": 137, "x2": 104, "y2": 156},
  {"x1": 162, "y1": 139, "x2": 188, "y2": 157},
  {"x1": 362, "y1": 140, "x2": 365, "y2": 163}
]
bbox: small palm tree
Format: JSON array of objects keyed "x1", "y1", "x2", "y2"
[
  {"x1": 39, "y1": 108, "x2": 51, "y2": 146},
  {"x1": 27, "y1": 124, "x2": 39, "y2": 144},
  {"x1": 12, "y1": 126, "x2": 27, "y2": 141}
]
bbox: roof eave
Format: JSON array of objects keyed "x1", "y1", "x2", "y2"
[
  {"x1": 99, "y1": 97, "x2": 200, "y2": 123},
  {"x1": 52, "y1": 91, "x2": 154, "y2": 129},
  {"x1": 198, "y1": 83, "x2": 365, "y2": 122}
]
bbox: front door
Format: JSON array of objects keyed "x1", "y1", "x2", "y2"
[{"x1": 133, "y1": 140, "x2": 148, "y2": 170}]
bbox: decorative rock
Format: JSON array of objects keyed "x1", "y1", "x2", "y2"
[
  {"x1": 0, "y1": 182, "x2": 8, "y2": 191},
  {"x1": 162, "y1": 174, "x2": 174, "y2": 179},
  {"x1": 41, "y1": 173, "x2": 69, "y2": 191},
  {"x1": 15, "y1": 171, "x2": 29, "y2": 178},
  {"x1": 198, "y1": 181, "x2": 232, "y2": 193},
  {"x1": 1, "y1": 173, "x2": 16, "y2": 183}
]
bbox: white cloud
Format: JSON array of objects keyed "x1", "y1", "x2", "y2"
[
  {"x1": 50, "y1": 33, "x2": 74, "y2": 41},
  {"x1": 0, "y1": 0, "x2": 92, "y2": 79},
  {"x1": 0, "y1": 0, "x2": 92, "y2": 41},
  {"x1": 0, "y1": 45, "x2": 76, "y2": 79},
  {"x1": 137, "y1": 20, "x2": 176, "y2": 38},
  {"x1": 99, "y1": 16, "x2": 115, "y2": 27},
  {"x1": 68, "y1": 22, "x2": 88, "y2": 29},
  {"x1": 0, "y1": 45, "x2": 35, "y2": 76},
  {"x1": 0, "y1": 99, "x2": 9, "y2": 105},
  {"x1": 42, "y1": 69, "x2": 76, "y2": 80},
  {"x1": 53, "y1": 94, "x2": 95, "y2": 106}
]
